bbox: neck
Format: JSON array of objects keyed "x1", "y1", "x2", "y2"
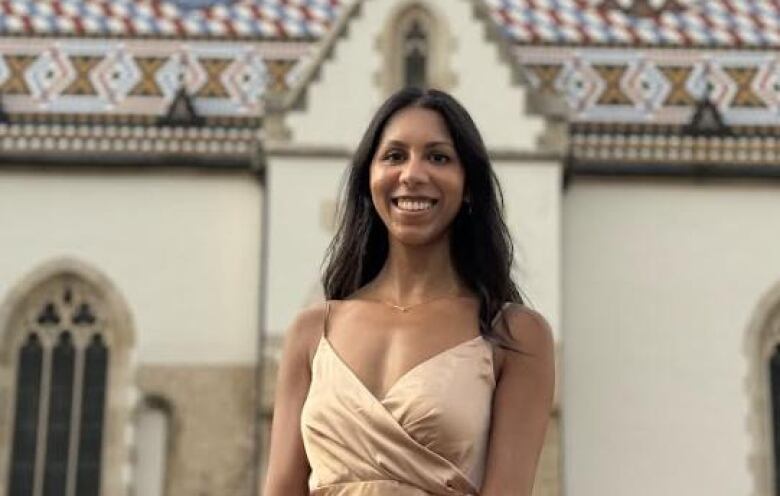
[{"x1": 369, "y1": 234, "x2": 466, "y2": 305}]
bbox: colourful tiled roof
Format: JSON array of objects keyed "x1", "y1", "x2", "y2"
[
  {"x1": 0, "y1": 0, "x2": 778, "y2": 129},
  {"x1": 0, "y1": 0, "x2": 342, "y2": 39},
  {"x1": 3, "y1": 0, "x2": 780, "y2": 45},
  {"x1": 487, "y1": 0, "x2": 780, "y2": 47}
]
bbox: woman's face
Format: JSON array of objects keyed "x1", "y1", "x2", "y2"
[{"x1": 369, "y1": 106, "x2": 465, "y2": 247}]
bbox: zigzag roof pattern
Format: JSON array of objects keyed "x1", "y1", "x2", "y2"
[
  {"x1": 1, "y1": 0, "x2": 779, "y2": 46},
  {"x1": 0, "y1": 0, "x2": 341, "y2": 39},
  {"x1": 488, "y1": 0, "x2": 780, "y2": 47}
]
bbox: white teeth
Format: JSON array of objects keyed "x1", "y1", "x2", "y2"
[{"x1": 396, "y1": 198, "x2": 435, "y2": 212}]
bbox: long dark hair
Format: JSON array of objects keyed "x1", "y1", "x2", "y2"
[{"x1": 322, "y1": 87, "x2": 522, "y2": 337}]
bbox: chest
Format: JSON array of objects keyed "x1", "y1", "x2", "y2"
[
  {"x1": 323, "y1": 307, "x2": 484, "y2": 400},
  {"x1": 306, "y1": 333, "x2": 496, "y2": 458}
]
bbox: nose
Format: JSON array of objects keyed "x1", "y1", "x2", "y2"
[{"x1": 399, "y1": 152, "x2": 428, "y2": 187}]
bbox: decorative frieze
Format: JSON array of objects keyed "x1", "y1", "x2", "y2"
[
  {"x1": 0, "y1": 39, "x2": 312, "y2": 118},
  {"x1": 518, "y1": 47, "x2": 780, "y2": 125}
]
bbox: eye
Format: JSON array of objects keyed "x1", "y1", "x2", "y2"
[
  {"x1": 429, "y1": 152, "x2": 450, "y2": 165},
  {"x1": 382, "y1": 149, "x2": 406, "y2": 163}
]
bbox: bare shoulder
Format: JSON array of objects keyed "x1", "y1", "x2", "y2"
[
  {"x1": 283, "y1": 302, "x2": 329, "y2": 366},
  {"x1": 494, "y1": 303, "x2": 555, "y2": 369},
  {"x1": 502, "y1": 303, "x2": 553, "y2": 352}
]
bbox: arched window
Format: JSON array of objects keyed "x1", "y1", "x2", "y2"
[
  {"x1": 377, "y1": 4, "x2": 454, "y2": 95},
  {"x1": 403, "y1": 19, "x2": 429, "y2": 88},
  {"x1": 1, "y1": 260, "x2": 134, "y2": 496}
]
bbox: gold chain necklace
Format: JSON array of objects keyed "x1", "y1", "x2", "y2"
[{"x1": 374, "y1": 293, "x2": 463, "y2": 313}]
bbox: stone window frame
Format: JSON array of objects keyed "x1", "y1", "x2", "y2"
[
  {"x1": 375, "y1": 1, "x2": 456, "y2": 96},
  {"x1": 0, "y1": 258, "x2": 135, "y2": 496},
  {"x1": 747, "y1": 281, "x2": 780, "y2": 496}
]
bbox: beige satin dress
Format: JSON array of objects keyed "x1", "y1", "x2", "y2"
[{"x1": 300, "y1": 304, "x2": 496, "y2": 495}]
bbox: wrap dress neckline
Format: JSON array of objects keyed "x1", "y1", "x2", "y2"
[{"x1": 301, "y1": 301, "x2": 496, "y2": 495}]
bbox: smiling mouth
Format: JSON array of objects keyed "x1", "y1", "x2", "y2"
[{"x1": 392, "y1": 197, "x2": 438, "y2": 212}]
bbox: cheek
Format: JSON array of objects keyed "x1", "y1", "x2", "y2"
[
  {"x1": 446, "y1": 170, "x2": 466, "y2": 204},
  {"x1": 368, "y1": 168, "x2": 389, "y2": 213}
]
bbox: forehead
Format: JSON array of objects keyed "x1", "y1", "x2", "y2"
[{"x1": 379, "y1": 106, "x2": 452, "y2": 144}]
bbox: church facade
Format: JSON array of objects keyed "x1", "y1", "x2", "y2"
[{"x1": 0, "y1": 1, "x2": 778, "y2": 495}]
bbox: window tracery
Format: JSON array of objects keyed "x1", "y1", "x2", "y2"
[{"x1": 1, "y1": 262, "x2": 134, "y2": 496}]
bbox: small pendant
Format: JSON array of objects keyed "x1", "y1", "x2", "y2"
[{"x1": 391, "y1": 304, "x2": 409, "y2": 312}]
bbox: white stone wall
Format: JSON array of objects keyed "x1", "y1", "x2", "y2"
[
  {"x1": 265, "y1": 157, "x2": 346, "y2": 335},
  {"x1": 562, "y1": 179, "x2": 780, "y2": 496},
  {"x1": 0, "y1": 170, "x2": 263, "y2": 365},
  {"x1": 494, "y1": 161, "x2": 561, "y2": 337}
]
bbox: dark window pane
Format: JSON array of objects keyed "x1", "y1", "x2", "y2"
[
  {"x1": 42, "y1": 332, "x2": 75, "y2": 496},
  {"x1": 9, "y1": 333, "x2": 43, "y2": 496},
  {"x1": 75, "y1": 334, "x2": 109, "y2": 496},
  {"x1": 771, "y1": 345, "x2": 780, "y2": 496},
  {"x1": 404, "y1": 20, "x2": 428, "y2": 88}
]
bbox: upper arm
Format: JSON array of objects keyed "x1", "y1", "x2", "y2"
[
  {"x1": 481, "y1": 305, "x2": 555, "y2": 496},
  {"x1": 262, "y1": 304, "x2": 325, "y2": 496}
]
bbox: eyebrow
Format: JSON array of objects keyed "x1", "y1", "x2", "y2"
[{"x1": 382, "y1": 139, "x2": 454, "y2": 148}]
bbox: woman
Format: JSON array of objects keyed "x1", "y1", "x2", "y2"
[{"x1": 264, "y1": 88, "x2": 554, "y2": 495}]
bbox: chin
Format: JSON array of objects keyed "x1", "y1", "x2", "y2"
[{"x1": 389, "y1": 226, "x2": 449, "y2": 247}]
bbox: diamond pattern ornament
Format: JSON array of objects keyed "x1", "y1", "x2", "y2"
[
  {"x1": 92, "y1": 50, "x2": 142, "y2": 104},
  {"x1": 558, "y1": 61, "x2": 601, "y2": 113},
  {"x1": 25, "y1": 48, "x2": 75, "y2": 102},
  {"x1": 686, "y1": 64, "x2": 713, "y2": 102},
  {"x1": 155, "y1": 53, "x2": 207, "y2": 100},
  {"x1": 688, "y1": 64, "x2": 737, "y2": 107},
  {"x1": 221, "y1": 52, "x2": 269, "y2": 109},
  {"x1": 624, "y1": 60, "x2": 669, "y2": 111}
]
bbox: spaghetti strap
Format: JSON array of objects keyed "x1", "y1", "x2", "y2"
[
  {"x1": 490, "y1": 301, "x2": 512, "y2": 328},
  {"x1": 323, "y1": 300, "x2": 331, "y2": 339}
]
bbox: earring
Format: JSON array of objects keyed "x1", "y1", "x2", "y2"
[{"x1": 463, "y1": 199, "x2": 472, "y2": 215}]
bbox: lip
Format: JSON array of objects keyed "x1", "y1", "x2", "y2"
[{"x1": 391, "y1": 195, "x2": 439, "y2": 201}]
